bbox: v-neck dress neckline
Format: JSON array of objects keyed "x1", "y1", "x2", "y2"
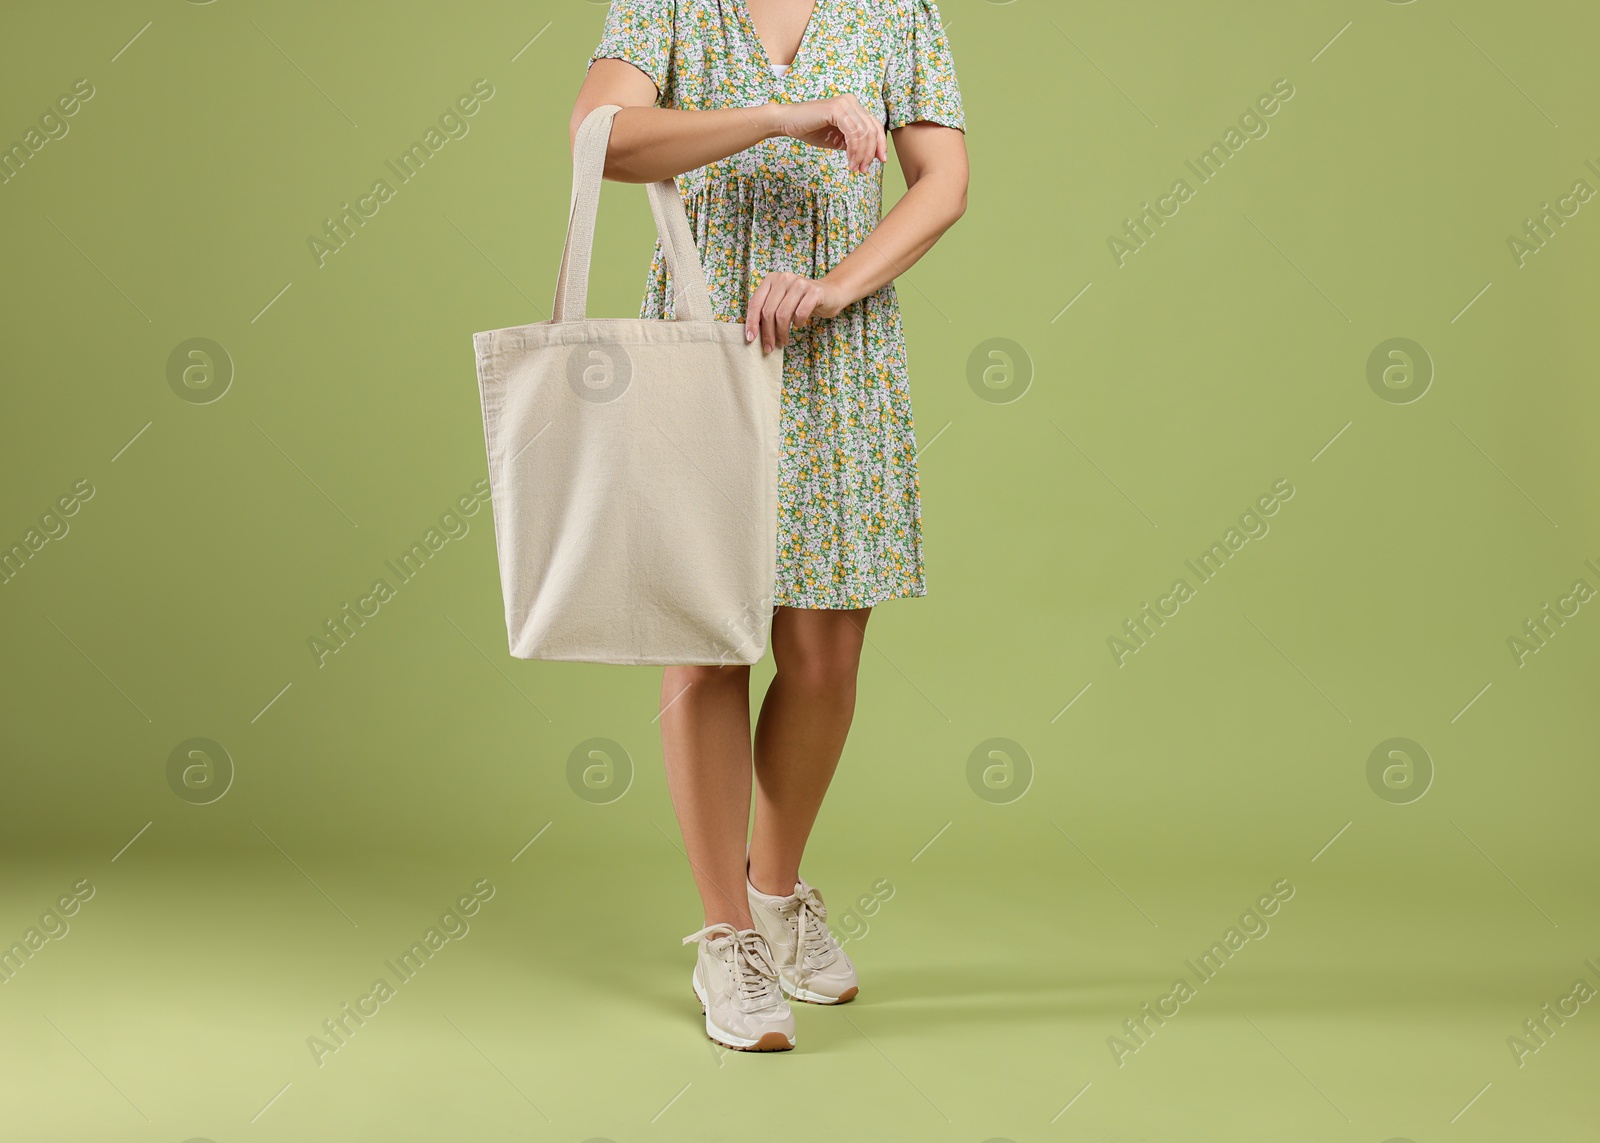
[{"x1": 733, "y1": 0, "x2": 822, "y2": 86}]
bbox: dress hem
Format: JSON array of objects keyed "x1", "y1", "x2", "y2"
[{"x1": 772, "y1": 582, "x2": 927, "y2": 611}]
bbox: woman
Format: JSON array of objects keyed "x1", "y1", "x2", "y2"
[{"x1": 573, "y1": 0, "x2": 968, "y2": 1052}]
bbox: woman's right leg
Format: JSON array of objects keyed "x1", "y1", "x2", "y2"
[
  {"x1": 659, "y1": 663, "x2": 757, "y2": 930},
  {"x1": 663, "y1": 662, "x2": 796, "y2": 1052}
]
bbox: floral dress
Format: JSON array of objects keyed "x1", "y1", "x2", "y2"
[{"x1": 588, "y1": 0, "x2": 966, "y2": 610}]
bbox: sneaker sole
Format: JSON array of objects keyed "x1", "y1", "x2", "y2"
[
  {"x1": 780, "y1": 976, "x2": 858, "y2": 1005},
  {"x1": 692, "y1": 975, "x2": 795, "y2": 1051}
]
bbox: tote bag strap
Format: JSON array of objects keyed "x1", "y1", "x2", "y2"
[{"x1": 551, "y1": 103, "x2": 715, "y2": 324}]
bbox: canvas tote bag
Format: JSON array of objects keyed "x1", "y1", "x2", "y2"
[{"x1": 473, "y1": 103, "x2": 783, "y2": 665}]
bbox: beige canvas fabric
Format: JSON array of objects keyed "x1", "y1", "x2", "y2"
[{"x1": 473, "y1": 104, "x2": 782, "y2": 665}]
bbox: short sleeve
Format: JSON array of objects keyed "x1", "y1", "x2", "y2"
[
  {"x1": 587, "y1": 0, "x2": 673, "y2": 100},
  {"x1": 882, "y1": 0, "x2": 966, "y2": 132}
]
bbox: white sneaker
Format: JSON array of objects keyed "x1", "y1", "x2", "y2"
[
  {"x1": 747, "y1": 876, "x2": 859, "y2": 1004},
  {"x1": 682, "y1": 923, "x2": 795, "y2": 1051}
]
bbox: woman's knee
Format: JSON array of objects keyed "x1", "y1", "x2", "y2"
[
  {"x1": 774, "y1": 644, "x2": 862, "y2": 694},
  {"x1": 770, "y1": 607, "x2": 868, "y2": 692}
]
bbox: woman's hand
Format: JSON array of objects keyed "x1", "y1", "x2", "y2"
[
  {"x1": 768, "y1": 94, "x2": 887, "y2": 175},
  {"x1": 744, "y1": 272, "x2": 848, "y2": 354}
]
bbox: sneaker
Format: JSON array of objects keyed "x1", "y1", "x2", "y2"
[
  {"x1": 682, "y1": 923, "x2": 795, "y2": 1051},
  {"x1": 747, "y1": 876, "x2": 859, "y2": 1004}
]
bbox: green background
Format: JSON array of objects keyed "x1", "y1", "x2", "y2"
[{"x1": 2, "y1": 0, "x2": 1597, "y2": 1139}]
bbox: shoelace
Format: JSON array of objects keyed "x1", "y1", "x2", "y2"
[
  {"x1": 791, "y1": 880, "x2": 842, "y2": 970},
  {"x1": 683, "y1": 923, "x2": 782, "y2": 1010}
]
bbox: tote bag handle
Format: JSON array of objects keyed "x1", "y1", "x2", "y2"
[{"x1": 551, "y1": 103, "x2": 715, "y2": 324}]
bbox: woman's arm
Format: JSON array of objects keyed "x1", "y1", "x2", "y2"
[
  {"x1": 746, "y1": 121, "x2": 968, "y2": 353},
  {"x1": 573, "y1": 60, "x2": 887, "y2": 183}
]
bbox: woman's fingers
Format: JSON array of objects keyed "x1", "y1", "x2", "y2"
[
  {"x1": 747, "y1": 274, "x2": 832, "y2": 353},
  {"x1": 746, "y1": 274, "x2": 799, "y2": 353},
  {"x1": 836, "y1": 106, "x2": 861, "y2": 171},
  {"x1": 744, "y1": 276, "x2": 769, "y2": 344},
  {"x1": 844, "y1": 106, "x2": 870, "y2": 172},
  {"x1": 771, "y1": 280, "x2": 807, "y2": 347},
  {"x1": 788, "y1": 96, "x2": 885, "y2": 172},
  {"x1": 790, "y1": 284, "x2": 820, "y2": 330},
  {"x1": 825, "y1": 95, "x2": 884, "y2": 174},
  {"x1": 759, "y1": 284, "x2": 782, "y2": 353}
]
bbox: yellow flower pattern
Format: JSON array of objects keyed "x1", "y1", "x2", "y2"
[{"x1": 589, "y1": 0, "x2": 965, "y2": 609}]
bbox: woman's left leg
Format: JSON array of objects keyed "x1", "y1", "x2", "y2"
[{"x1": 747, "y1": 605, "x2": 872, "y2": 896}]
